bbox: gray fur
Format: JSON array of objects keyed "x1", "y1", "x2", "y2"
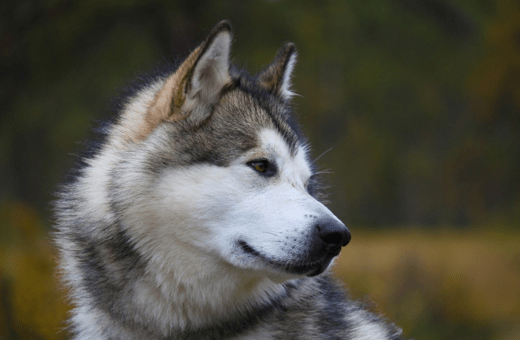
[{"x1": 54, "y1": 21, "x2": 405, "y2": 340}]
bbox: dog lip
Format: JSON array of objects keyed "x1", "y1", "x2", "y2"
[
  {"x1": 327, "y1": 245, "x2": 342, "y2": 257},
  {"x1": 238, "y1": 240, "x2": 262, "y2": 257},
  {"x1": 238, "y1": 240, "x2": 338, "y2": 276}
]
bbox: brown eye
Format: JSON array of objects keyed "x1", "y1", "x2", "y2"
[
  {"x1": 252, "y1": 161, "x2": 266, "y2": 173},
  {"x1": 247, "y1": 159, "x2": 276, "y2": 177}
]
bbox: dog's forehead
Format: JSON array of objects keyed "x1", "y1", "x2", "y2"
[
  {"x1": 257, "y1": 129, "x2": 293, "y2": 160},
  {"x1": 201, "y1": 85, "x2": 307, "y2": 168},
  {"x1": 217, "y1": 88, "x2": 299, "y2": 144},
  {"x1": 258, "y1": 128, "x2": 312, "y2": 177}
]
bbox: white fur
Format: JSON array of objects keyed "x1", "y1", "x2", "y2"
[
  {"x1": 348, "y1": 313, "x2": 399, "y2": 340},
  {"x1": 56, "y1": 24, "x2": 402, "y2": 339},
  {"x1": 91, "y1": 127, "x2": 342, "y2": 333},
  {"x1": 280, "y1": 52, "x2": 298, "y2": 100},
  {"x1": 55, "y1": 78, "x2": 351, "y2": 337}
]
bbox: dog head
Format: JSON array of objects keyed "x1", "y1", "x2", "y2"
[{"x1": 114, "y1": 21, "x2": 350, "y2": 281}]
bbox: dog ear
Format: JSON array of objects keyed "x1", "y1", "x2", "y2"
[
  {"x1": 145, "y1": 21, "x2": 232, "y2": 132},
  {"x1": 180, "y1": 21, "x2": 232, "y2": 124},
  {"x1": 259, "y1": 42, "x2": 297, "y2": 101}
]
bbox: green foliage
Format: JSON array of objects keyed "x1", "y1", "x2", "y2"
[{"x1": 2, "y1": 0, "x2": 518, "y2": 227}]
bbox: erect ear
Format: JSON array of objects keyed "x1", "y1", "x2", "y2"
[
  {"x1": 258, "y1": 42, "x2": 297, "y2": 101},
  {"x1": 145, "y1": 21, "x2": 232, "y2": 132},
  {"x1": 181, "y1": 21, "x2": 232, "y2": 123}
]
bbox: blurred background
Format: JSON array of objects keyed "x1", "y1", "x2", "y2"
[{"x1": 1, "y1": 0, "x2": 519, "y2": 339}]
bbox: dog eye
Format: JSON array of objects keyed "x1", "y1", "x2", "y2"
[
  {"x1": 247, "y1": 159, "x2": 276, "y2": 176},
  {"x1": 252, "y1": 161, "x2": 266, "y2": 172}
]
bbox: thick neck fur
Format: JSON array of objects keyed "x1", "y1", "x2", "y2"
[{"x1": 136, "y1": 251, "x2": 289, "y2": 333}]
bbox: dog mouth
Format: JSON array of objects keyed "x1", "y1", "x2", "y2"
[{"x1": 237, "y1": 240, "x2": 341, "y2": 277}]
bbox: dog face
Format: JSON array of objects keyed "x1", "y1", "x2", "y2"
[
  {"x1": 204, "y1": 127, "x2": 350, "y2": 279},
  {"x1": 115, "y1": 22, "x2": 350, "y2": 281}
]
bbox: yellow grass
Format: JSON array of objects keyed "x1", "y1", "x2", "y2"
[
  {"x1": 334, "y1": 228, "x2": 520, "y2": 340},
  {"x1": 1, "y1": 221, "x2": 519, "y2": 339}
]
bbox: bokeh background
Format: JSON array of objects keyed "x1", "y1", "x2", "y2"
[{"x1": 1, "y1": 0, "x2": 519, "y2": 339}]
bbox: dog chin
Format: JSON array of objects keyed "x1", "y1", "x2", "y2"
[{"x1": 305, "y1": 257, "x2": 335, "y2": 277}]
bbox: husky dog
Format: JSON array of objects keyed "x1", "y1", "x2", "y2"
[{"x1": 54, "y1": 21, "x2": 404, "y2": 340}]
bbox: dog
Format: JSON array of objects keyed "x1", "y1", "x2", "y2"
[{"x1": 54, "y1": 21, "x2": 405, "y2": 340}]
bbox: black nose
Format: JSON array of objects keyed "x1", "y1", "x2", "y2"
[{"x1": 317, "y1": 219, "x2": 351, "y2": 247}]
